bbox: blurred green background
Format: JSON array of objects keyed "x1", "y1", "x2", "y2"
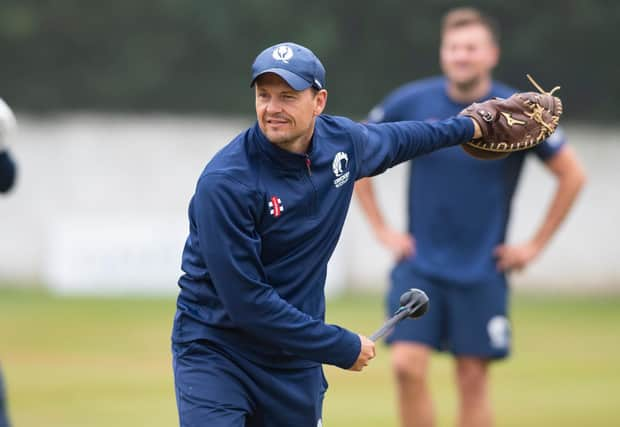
[
  {"x1": 1, "y1": 1, "x2": 619, "y2": 426},
  {"x1": 1, "y1": 288, "x2": 619, "y2": 427},
  {"x1": 0, "y1": 0, "x2": 616, "y2": 120}
]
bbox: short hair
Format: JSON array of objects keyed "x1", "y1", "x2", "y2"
[{"x1": 441, "y1": 7, "x2": 500, "y2": 45}]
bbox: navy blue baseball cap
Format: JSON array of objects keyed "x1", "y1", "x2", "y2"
[{"x1": 250, "y1": 42, "x2": 326, "y2": 91}]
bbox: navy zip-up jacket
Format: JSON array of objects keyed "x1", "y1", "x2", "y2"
[{"x1": 172, "y1": 114, "x2": 474, "y2": 369}]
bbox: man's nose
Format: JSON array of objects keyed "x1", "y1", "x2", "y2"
[
  {"x1": 453, "y1": 48, "x2": 471, "y2": 62},
  {"x1": 265, "y1": 98, "x2": 283, "y2": 113}
]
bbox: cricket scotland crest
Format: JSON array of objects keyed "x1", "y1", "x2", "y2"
[
  {"x1": 272, "y1": 45, "x2": 294, "y2": 64},
  {"x1": 332, "y1": 151, "x2": 350, "y2": 188}
]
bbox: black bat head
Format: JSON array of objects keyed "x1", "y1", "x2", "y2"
[{"x1": 398, "y1": 288, "x2": 429, "y2": 319}]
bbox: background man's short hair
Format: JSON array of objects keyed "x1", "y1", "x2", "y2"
[{"x1": 441, "y1": 7, "x2": 500, "y2": 44}]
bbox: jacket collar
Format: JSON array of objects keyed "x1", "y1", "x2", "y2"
[{"x1": 251, "y1": 122, "x2": 316, "y2": 170}]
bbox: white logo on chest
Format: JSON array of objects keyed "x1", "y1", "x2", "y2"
[{"x1": 332, "y1": 152, "x2": 350, "y2": 188}]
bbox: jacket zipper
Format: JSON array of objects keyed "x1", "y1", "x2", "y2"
[{"x1": 304, "y1": 155, "x2": 317, "y2": 217}]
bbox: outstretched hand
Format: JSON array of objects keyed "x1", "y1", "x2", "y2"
[{"x1": 460, "y1": 74, "x2": 563, "y2": 160}]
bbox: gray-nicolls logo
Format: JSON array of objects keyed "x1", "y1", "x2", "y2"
[{"x1": 272, "y1": 45, "x2": 294, "y2": 64}]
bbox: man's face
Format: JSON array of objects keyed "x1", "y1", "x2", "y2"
[
  {"x1": 440, "y1": 24, "x2": 499, "y2": 88},
  {"x1": 255, "y1": 73, "x2": 327, "y2": 147}
]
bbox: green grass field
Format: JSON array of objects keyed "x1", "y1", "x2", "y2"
[{"x1": 1, "y1": 287, "x2": 619, "y2": 426}]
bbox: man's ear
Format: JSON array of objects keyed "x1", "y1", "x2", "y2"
[{"x1": 314, "y1": 89, "x2": 328, "y2": 116}]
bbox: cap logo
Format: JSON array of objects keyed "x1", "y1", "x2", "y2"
[{"x1": 272, "y1": 45, "x2": 294, "y2": 64}]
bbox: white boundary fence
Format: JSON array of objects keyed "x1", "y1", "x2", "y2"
[{"x1": 0, "y1": 114, "x2": 617, "y2": 295}]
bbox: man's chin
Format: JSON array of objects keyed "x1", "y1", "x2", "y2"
[
  {"x1": 265, "y1": 131, "x2": 291, "y2": 145},
  {"x1": 450, "y1": 75, "x2": 482, "y2": 91}
]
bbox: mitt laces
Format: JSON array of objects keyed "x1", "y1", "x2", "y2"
[
  {"x1": 524, "y1": 74, "x2": 561, "y2": 140},
  {"x1": 526, "y1": 74, "x2": 560, "y2": 96}
]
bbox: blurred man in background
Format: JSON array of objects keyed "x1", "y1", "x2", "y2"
[
  {"x1": 356, "y1": 8, "x2": 586, "y2": 427},
  {"x1": 0, "y1": 97, "x2": 18, "y2": 427}
]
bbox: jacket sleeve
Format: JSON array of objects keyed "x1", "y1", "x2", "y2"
[
  {"x1": 0, "y1": 150, "x2": 16, "y2": 193},
  {"x1": 353, "y1": 116, "x2": 475, "y2": 179},
  {"x1": 193, "y1": 172, "x2": 361, "y2": 369}
]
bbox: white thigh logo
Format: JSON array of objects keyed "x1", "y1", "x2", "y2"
[
  {"x1": 317, "y1": 419, "x2": 322, "y2": 427},
  {"x1": 487, "y1": 315, "x2": 511, "y2": 349}
]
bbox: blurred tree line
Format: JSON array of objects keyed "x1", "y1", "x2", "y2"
[{"x1": 0, "y1": 0, "x2": 616, "y2": 120}]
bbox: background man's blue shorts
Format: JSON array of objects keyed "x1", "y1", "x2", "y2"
[{"x1": 386, "y1": 261, "x2": 511, "y2": 360}]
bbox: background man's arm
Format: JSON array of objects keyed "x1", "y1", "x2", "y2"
[
  {"x1": 495, "y1": 146, "x2": 586, "y2": 271},
  {"x1": 351, "y1": 115, "x2": 482, "y2": 258},
  {"x1": 354, "y1": 177, "x2": 414, "y2": 259}
]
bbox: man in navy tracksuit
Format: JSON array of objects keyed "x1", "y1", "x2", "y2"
[
  {"x1": 171, "y1": 42, "x2": 488, "y2": 427},
  {"x1": 0, "y1": 97, "x2": 17, "y2": 427}
]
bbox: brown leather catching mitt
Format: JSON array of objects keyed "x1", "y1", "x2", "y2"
[{"x1": 460, "y1": 75, "x2": 563, "y2": 160}]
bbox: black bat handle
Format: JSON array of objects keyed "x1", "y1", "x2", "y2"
[{"x1": 370, "y1": 309, "x2": 410, "y2": 342}]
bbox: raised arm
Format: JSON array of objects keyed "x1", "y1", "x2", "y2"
[{"x1": 354, "y1": 116, "x2": 479, "y2": 179}]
